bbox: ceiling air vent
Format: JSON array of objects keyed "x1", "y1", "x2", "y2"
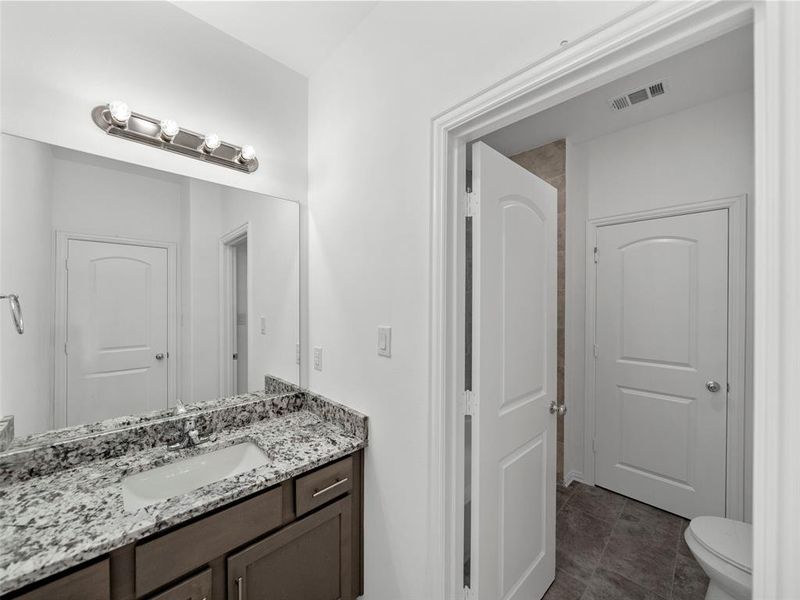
[{"x1": 608, "y1": 79, "x2": 668, "y2": 111}]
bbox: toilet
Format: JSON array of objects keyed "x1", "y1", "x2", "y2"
[{"x1": 684, "y1": 516, "x2": 752, "y2": 600}]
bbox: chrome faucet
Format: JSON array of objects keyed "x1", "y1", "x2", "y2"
[{"x1": 168, "y1": 399, "x2": 210, "y2": 451}]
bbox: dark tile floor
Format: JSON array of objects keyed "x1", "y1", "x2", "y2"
[{"x1": 544, "y1": 483, "x2": 709, "y2": 600}]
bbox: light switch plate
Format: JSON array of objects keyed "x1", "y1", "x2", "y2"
[
  {"x1": 377, "y1": 326, "x2": 392, "y2": 357},
  {"x1": 313, "y1": 346, "x2": 323, "y2": 371}
]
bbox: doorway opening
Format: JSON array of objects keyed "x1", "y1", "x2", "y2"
[
  {"x1": 455, "y1": 17, "x2": 754, "y2": 600},
  {"x1": 220, "y1": 223, "x2": 250, "y2": 397}
]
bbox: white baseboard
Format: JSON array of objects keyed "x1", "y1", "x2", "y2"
[{"x1": 563, "y1": 470, "x2": 587, "y2": 487}]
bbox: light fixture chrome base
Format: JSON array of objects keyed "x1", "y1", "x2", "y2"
[{"x1": 92, "y1": 106, "x2": 258, "y2": 174}]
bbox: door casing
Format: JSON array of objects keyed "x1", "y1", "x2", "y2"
[
  {"x1": 428, "y1": 5, "x2": 762, "y2": 598},
  {"x1": 54, "y1": 231, "x2": 179, "y2": 428},
  {"x1": 584, "y1": 196, "x2": 747, "y2": 520},
  {"x1": 219, "y1": 222, "x2": 250, "y2": 398}
]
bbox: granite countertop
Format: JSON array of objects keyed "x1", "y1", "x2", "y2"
[{"x1": 0, "y1": 389, "x2": 367, "y2": 595}]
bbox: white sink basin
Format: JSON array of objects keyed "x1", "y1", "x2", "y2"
[{"x1": 121, "y1": 441, "x2": 269, "y2": 512}]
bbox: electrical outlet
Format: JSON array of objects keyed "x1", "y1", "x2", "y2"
[
  {"x1": 377, "y1": 326, "x2": 392, "y2": 357},
  {"x1": 313, "y1": 346, "x2": 323, "y2": 371}
]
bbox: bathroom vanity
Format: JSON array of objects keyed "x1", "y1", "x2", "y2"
[{"x1": 0, "y1": 388, "x2": 367, "y2": 600}]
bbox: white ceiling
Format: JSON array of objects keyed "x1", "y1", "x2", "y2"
[
  {"x1": 480, "y1": 25, "x2": 753, "y2": 156},
  {"x1": 172, "y1": 1, "x2": 377, "y2": 77}
]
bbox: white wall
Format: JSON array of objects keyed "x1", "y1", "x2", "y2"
[
  {"x1": 0, "y1": 1, "x2": 307, "y2": 202},
  {"x1": 564, "y1": 90, "x2": 755, "y2": 518},
  {"x1": 182, "y1": 180, "x2": 300, "y2": 401},
  {"x1": 50, "y1": 148, "x2": 184, "y2": 243},
  {"x1": 307, "y1": 3, "x2": 638, "y2": 598},
  {"x1": 220, "y1": 187, "x2": 300, "y2": 391},
  {"x1": 0, "y1": 136, "x2": 54, "y2": 436}
]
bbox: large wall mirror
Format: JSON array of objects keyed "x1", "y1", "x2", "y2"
[{"x1": 0, "y1": 134, "x2": 300, "y2": 438}]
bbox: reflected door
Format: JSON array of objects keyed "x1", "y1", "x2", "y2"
[
  {"x1": 473, "y1": 142, "x2": 557, "y2": 600},
  {"x1": 594, "y1": 210, "x2": 728, "y2": 518},
  {"x1": 66, "y1": 239, "x2": 169, "y2": 425}
]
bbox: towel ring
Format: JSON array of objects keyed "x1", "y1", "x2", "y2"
[{"x1": 0, "y1": 294, "x2": 24, "y2": 334}]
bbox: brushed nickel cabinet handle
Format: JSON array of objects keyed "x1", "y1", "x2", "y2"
[
  {"x1": 236, "y1": 576, "x2": 243, "y2": 600},
  {"x1": 312, "y1": 477, "x2": 349, "y2": 498}
]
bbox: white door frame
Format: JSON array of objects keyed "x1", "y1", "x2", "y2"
[
  {"x1": 583, "y1": 195, "x2": 747, "y2": 520},
  {"x1": 219, "y1": 222, "x2": 250, "y2": 398},
  {"x1": 53, "y1": 231, "x2": 178, "y2": 428},
  {"x1": 424, "y1": 2, "x2": 800, "y2": 598}
]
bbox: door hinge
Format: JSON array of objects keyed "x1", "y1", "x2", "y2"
[
  {"x1": 464, "y1": 586, "x2": 477, "y2": 600},
  {"x1": 593, "y1": 344, "x2": 599, "y2": 358},
  {"x1": 65, "y1": 258, "x2": 70, "y2": 271},
  {"x1": 64, "y1": 342, "x2": 68, "y2": 355},
  {"x1": 466, "y1": 192, "x2": 478, "y2": 217},
  {"x1": 464, "y1": 390, "x2": 478, "y2": 416},
  {"x1": 593, "y1": 246, "x2": 599, "y2": 264},
  {"x1": 592, "y1": 438, "x2": 597, "y2": 453},
  {"x1": 232, "y1": 353, "x2": 238, "y2": 360}
]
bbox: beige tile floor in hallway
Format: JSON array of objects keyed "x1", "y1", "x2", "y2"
[{"x1": 545, "y1": 483, "x2": 710, "y2": 600}]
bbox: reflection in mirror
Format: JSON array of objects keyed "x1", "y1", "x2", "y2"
[{"x1": 0, "y1": 134, "x2": 300, "y2": 438}]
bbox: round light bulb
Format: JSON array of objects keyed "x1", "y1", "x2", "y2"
[
  {"x1": 203, "y1": 133, "x2": 221, "y2": 152},
  {"x1": 239, "y1": 145, "x2": 256, "y2": 162},
  {"x1": 159, "y1": 119, "x2": 179, "y2": 141},
  {"x1": 108, "y1": 100, "x2": 131, "y2": 126}
]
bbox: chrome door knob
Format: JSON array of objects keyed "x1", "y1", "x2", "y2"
[
  {"x1": 549, "y1": 401, "x2": 567, "y2": 416},
  {"x1": 706, "y1": 380, "x2": 721, "y2": 392},
  {"x1": 155, "y1": 353, "x2": 165, "y2": 360}
]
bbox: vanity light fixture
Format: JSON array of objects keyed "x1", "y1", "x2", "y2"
[
  {"x1": 203, "y1": 133, "x2": 221, "y2": 153},
  {"x1": 108, "y1": 100, "x2": 131, "y2": 126},
  {"x1": 159, "y1": 119, "x2": 180, "y2": 141},
  {"x1": 92, "y1": 101, "x2": 258, "y2": 174},
  {"x1": 239, "y1": 145, "x2": 256, "y2": 163}
]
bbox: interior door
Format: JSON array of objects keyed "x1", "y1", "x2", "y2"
[
  {"x1": 594, "y1": 209, "x2": 729, "y2": 518},
  {"x1": 66, "y1": 239, "x2": 169, "y2": 425},
  {"x1": 473, "y1": 142, "x2": 557, "y2": 600}
]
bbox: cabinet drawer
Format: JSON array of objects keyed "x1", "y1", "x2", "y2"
[
  {"x1": 146, "y1": 569, "x2": 211, "y2": 600},
  {"x1": 11, "y1": 559, "x2": 109, "y2": 600},
  {"x1": 295, "y1": 456, "x2": 353, "y2": 517},
  {"x1": 135, "y1": 487, "x2": 282, "y2": 596}
]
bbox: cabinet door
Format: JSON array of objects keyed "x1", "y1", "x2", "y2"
[{"x1": 227, "y1": 496, "x2": 352, "y2": 600}]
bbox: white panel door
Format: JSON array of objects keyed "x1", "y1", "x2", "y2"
[
  {"x1": 473, "y1": 142, "x2": 557, "y2": 600},
  {"x1": 594, "y1": 209, "x2": 728, "y2": 518},
  {"x1": 66, "y1": 239, "x2": 169, "y2": 425}
]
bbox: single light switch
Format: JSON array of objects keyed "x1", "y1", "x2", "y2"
[
  {"x1": 313, "y1": 346, "x2": 323, "y2": 371},
  {"x1": 260, "y1": 316, "x2": 267, "y2": 335},
  {"x1": 377, "y1": 326, "x2": 392, "y2": 357}
]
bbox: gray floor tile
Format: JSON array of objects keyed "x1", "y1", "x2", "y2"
[
  {"x1": 567, "y1": 484, "x2": 626, "y2": 524},
  {"x1": 677, "y1": 522, "x2": 694, "y2": 559},
  {"x1": 671, "y1": 554, "x2": 709, "y2": 600},
  {"x1": 598, "y1": 521, "x2": 678, "y2": 597},
  {"x1": 557, "y1": 484, "x2": 577, "y2": 513},
  {"x1": 552, "y1": 483, "x2": 708, "y2": 600},
  {"x1": 620, "y1": 499, "x2": 684, "y2": 539},
  {"x1": 543, "y1": 569, "x2": 587, "y2": 600},
  {"x1": 582, "y1": 567, "x2": 667, "y2": 600},
  {"x1": 556, "y1": 502, "x2": 616, "y2": 582}
]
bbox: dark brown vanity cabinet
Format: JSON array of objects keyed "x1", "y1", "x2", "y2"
[
  {"x1": 228, "y1": 496, "x2": 352, "y2": 600},
  {"x1": 3, "y1": 450, "x2": 364, "y2": 600}
]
